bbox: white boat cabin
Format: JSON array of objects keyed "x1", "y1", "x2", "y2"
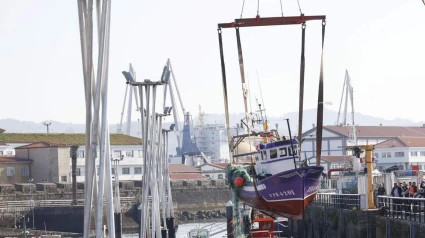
[{"x1": 254, "y1": 140, "x2": 300, "y2": 178}]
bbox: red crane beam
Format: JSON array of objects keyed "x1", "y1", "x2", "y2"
[{"x1": 218, "y1": 14, "x2": 326, "y2": 29}]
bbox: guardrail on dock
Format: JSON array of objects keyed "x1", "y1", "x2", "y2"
[
  {"x1": 313, "y1": 193, "x2": 362, "y2": 210},
  {"x1": 0, "y1": 197, "x2": 135, "y2": 212},
  {"x1": 377, "y1": 195, "x2": 425, "y2": 223}
]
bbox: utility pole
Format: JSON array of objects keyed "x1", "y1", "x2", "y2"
[
  {"x1": 70, "y1": 145, "x2": 79, "y2": 205},
  {"x1": 27, "y1": 178, "x2": 34, "y2": 229},
  {"x1": 112, "y1": 155, "x2": 124, "y2": 238},
  {"x1": 43, "y1": 121, "x2": 52, "y2": 133}
]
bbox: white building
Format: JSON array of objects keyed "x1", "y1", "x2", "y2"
[
  {"x1": 374, "y1": 137, "x2": 425, "y2": 172},
  {"x1": 0, "y1": 130, "x2": 144, "y2": 182},
  {"x1": 197, "y1": 163, "x2": 227, "y2": 179},
  {"x1": 194, "y1": 124, "x2": 230, "y2": 163},
  {"x1": 302, "y1": 125, "x2": 425, "y2": 161}
]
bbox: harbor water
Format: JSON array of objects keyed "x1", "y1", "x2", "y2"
[{"x1": 122, "y1": 222, "x2": 227, "y2": 238}]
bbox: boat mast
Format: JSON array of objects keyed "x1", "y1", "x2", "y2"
[{"x1": 235, "y1": 26, "x2": 252, "y2": 139}]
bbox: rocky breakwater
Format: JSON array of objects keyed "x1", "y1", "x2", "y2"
[
  {"x1": 176, "y1": 210, "x2": 227, "y2": 221},
  {"x1": 170, "y1": 179, "x2": 231, "y2": 224}
]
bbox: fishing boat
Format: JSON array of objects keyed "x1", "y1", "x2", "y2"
[
  {"x1": 227, "y1": 121, "x2": 324, "y2": 219},
  {"x1": 216, "y1": 8, "x2": 328, "y2": 219}
]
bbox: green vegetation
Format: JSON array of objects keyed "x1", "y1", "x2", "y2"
[{"x1": 0, "y1": 133, "x2": 142, "y2": 145}]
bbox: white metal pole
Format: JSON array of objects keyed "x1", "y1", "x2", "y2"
[
  {"x1": 118, "y1": 85, "x2": 129, "y2": 133},
  {"x1": 77, "y1": 0, "x2": 95, "y2": 236},
  {"x1": 126, "y1": 86, "x2": 133, "y2": 135},
  {"x1": 94, "y1": 0, "x2": 110, "y2": 236}
]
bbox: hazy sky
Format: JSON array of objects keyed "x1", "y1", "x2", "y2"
[{"x1": 1, "y1": 0, "x2": 425, "y2": 125}]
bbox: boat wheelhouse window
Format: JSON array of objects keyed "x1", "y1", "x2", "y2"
[
  {"x1": 270, "y1": 149, "x2": 277, "y2": 159},
  {"x1": 255, "y1": 155, "x2": 260, "y2": 161},
  {"x1": 261, "y1": 151, "x2": 267, "y2": 160},
  {"x1": 279, "y1": 148, "x2": 287, "y2": 157},
  {"x1": 288, "y1": 147, "x2": 298, "y2": 156}
]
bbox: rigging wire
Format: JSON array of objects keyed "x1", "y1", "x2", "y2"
[
  {"x1": 296, "y1": 0, "x2": 303, "y2": 14},
  {"x1": 240, "y1": 0, "x2": 246, "y2": 18},
  {"x1": 256, "y1": 70, "x2": 267, "y2": 121},
  {"x1": 257, "y1": 0, "x2": 260, "y2": 16},
  {"x1": 279, "y1": 0, "x2": 284, "y2": 17}
]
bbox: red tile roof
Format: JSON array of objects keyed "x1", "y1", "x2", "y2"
[
  {"x1": 169, "y1": 164, "x2": 201, "y2": 173},
  {"x1": 0, "y1": 156, "x2": 32, "y2": 163},
  {"x1": 325, "y1": 126, "x2": 425, "y2": 137},
  {"x1": 170, "y1": 173, "x2": 208, "y2": 180},
  {"x1": 0, "y1": 133, "x2": 142, "y2": 145},
  {"x1": 375, "y1": 137, "x2": 425, "y2": 148},
  {"x1": 15, "y1": 142, "x2": 68, "y2": 149},
  {"x1": 321, "y1": 155, "x2": 352, "y2": 163}
]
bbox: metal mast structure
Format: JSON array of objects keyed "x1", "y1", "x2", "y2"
[
  {"x1": 123, "y1": 64, "x2": 175, "y2": 238},
  {"x1": 77, "y1": 0, "x2": 115, "y2": 237},
  {"x1": 161, "y1": 59, "x2": 187, "y2": 154},
  {"x1": 118, "y1": 63, "x2": 140, "y2": 135},
  {"x1": 336, "y1": 70, "x2": 357, "y2": 145}
]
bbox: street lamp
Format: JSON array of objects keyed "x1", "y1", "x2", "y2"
[
  {"x1": 27, "y1": 178, "x2": 34, "y2": 229},
  {"x1": 111, "y1": 154, "x2": 124, "y2": 238}
]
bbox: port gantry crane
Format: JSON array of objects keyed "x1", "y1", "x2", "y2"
[
  {"x1": 118, "y1": 63, "x2": 140, "y2": 136},
  {"x1": 160, "y1": 58, "x2": 185, "y2": 153}
]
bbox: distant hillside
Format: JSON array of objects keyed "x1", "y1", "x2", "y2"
[{"x1": 1, "y1": 108, "x2": 423, "y2": 155}]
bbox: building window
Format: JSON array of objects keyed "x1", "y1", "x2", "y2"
[
  {"x1": 381, "y1": 152, "x2": 391, "y2": 158},
  {"x1": 20, "y1": 166, "x2": 29, "y2": 176},
  {"x1": 126, "y1": 151, "x2": 134, "y2": 158},
  {"x1": 61, "y1": 176, "x2": 67, "y2": 182},
  {"x1": 218, "y1": 174, "x2": 224, "y2": 179},
  {"x1": 395, "y1": 152, "x2": 404, "y2": 157},
  {"x1": 122, "y1": 168, "x2": 130, "y2": 174},
  {"x1": 411, "y1": 151, "x2": 418, "y2": 156},
  {"x1": 113, "y1": 151, "x2": 122, "y2": 158},
  {"x1": 420, "y1": 151, "x2": 425, "y2": 156},
  {"x1": 7, "y1": 167, "x2": 15, "y2": 176},
  {"x1": 76, "y1": 168, "x2": 81, "y2": 176},
  {"x1": 134, "y1": 167, "x2": 142, "y2": 174},
  {"x1": 0, "y1": 151, "x2": 3, "y2": 155},
  {"x1": 6, "y1": 151, "x2": 12, "y2": 155},
  {"x1": 77, "y1": 150, "x2": 85, "y2": 158},
  {"x1": 111, "y1": 168, "x2": 115, "y2": 175}
]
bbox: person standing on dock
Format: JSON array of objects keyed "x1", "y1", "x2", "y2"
[
  {"x1": 391, "y1": 183, "x2": 402, "y2": 215},
  {"x1": 377, "y1": 184, "x2": 386, "y2": 208},
  {"x1": 378, "y1": 184, "x2": 386, "y2": 196},
  {"x1": 409, "y1": 182, "x2": 417, "y2": 197}
]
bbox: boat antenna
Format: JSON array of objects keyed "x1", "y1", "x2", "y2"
[{"x1": 256, "y1": 70, "x2": 267, "y2": 122}]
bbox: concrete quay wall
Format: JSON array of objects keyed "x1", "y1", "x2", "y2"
[{"x1": 0, "y1": 179, "x2": 231, "y2": 232}]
